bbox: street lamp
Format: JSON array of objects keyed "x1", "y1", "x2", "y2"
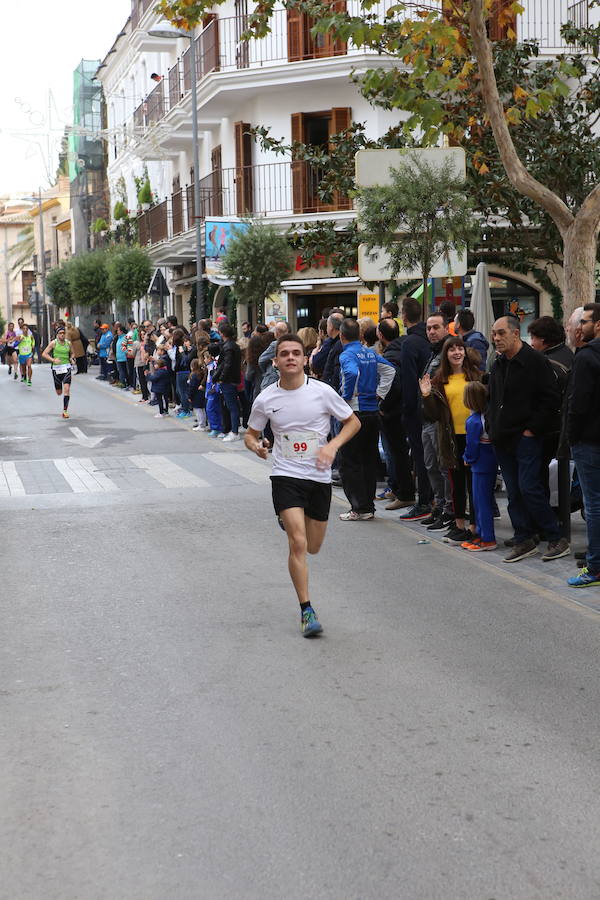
[{"x1": 145, "y1": 22, "x2": 206, "y2": 322}]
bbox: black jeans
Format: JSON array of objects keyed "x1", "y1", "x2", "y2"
[
  {"x1": 380, "y1": 414, "x2": 415, "y2": 501},
  {"x1": 136, "y1": 366, "x2": 149, "y2": 401},
  {"x1": 126, "y1": 357, "x2": 136, "y2": 390},
  {"x1": 339, "y1": 411, "x2": 380, "y2": 514},
  {"x1": 448, "y1": 434, "x2": 473, "y2": 522},
  {"x1": 402, "y1": 412, "x2": 433, "y2": 507}
]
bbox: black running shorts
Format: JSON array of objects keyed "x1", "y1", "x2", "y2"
[
  {"x1": 52, "y1": 369, "x2": 72, "y2": 390},
  {"x1": 271, "y1": 475, "x2": 332, "y2": 522}
]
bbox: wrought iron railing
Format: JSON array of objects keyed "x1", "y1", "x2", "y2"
[{"x1": 136, "y1": 162, "x2": 351, "y2": 247}]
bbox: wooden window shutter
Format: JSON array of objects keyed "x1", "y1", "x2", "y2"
[
  {"x1": 291, "y1": 112, "x2": 307, "y2": 214},
  {"x1": 211, "y1": 145, "x2": 223, "y2": 217},
  {"x1": 201, "y1": 13, "x2": 220, "y2": 75},
  {"x1": 234, "y1": 122, "x2": 253, "y2": 215},
  {"x1": 330, "y1": 107, "x2": 352, "y2": 210},
  {"x1": 488, "y1": 0, "x2": 516, "y2": 40},
  {"x1": 287, "y1": 8, "x2": 303, "y2": 61},
  {"x1": 444, "y1": 0, "x2": 515, "y2": 40},
  {"x1": 332, "y1": 0, "x2": 347, "y2": 56}
]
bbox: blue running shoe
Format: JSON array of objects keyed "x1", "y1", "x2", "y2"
[
  {"x1": 301, "y1": 607, "x2": 323, "y2": 637},
  {"x1": 567, "y1": 567, "x2": 600, "y2": 588}
]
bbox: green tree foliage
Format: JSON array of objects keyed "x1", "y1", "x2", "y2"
[
  {"x1": 221, "y1": 221, "x2": 293, "y2": 321},
  {"x1": 46, "y1": 264, "x2": 73, "y2": 308},
  {"x1": 67, "y1": 251, "x2": 112, "y2": 310},
  {"x1": 8, "y1": 223, "x2": 35, "y2": 274},
  {"x1": 106, "y1": 247, "x2": 153, "y2": 310},
  {"x1": 357, "y1": 154, "x2": 477, "y2": 298}
]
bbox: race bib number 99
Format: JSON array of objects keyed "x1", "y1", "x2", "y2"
[{"x1": 281, "y1": 430, "x2": 319, "y2": 460}]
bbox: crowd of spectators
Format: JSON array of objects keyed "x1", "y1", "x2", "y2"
[{"x1": 88, "y1": 297, "x2": 600, "y2": 589}]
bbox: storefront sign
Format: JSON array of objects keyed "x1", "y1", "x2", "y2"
[
  {"x1": 265, "y1": 293, "x2": 287, "y2": 322},
  {"x1": 358, "y1": 292, "x2": 380, "y2": 323}
]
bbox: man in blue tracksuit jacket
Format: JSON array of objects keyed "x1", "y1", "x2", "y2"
[{"x1": 337, "y1": 318, "x2": 395, "y2": 519}]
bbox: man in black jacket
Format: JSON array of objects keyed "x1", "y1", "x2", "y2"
[
  {"x1": 488, "y1": 315, "x2": 569, "y2": 563},
  {"x1": 567, "y1": 303, "x2": 600, "y2": 587},
  {"x1": 377, "y1": 318, "x2": 414, "y2": 509},
  {"x1": 214, "y1": 323, "x2": 242, "y2": 442},
  {"x1": 398, "y1": 298, "x2": 433, "y2": 518}
]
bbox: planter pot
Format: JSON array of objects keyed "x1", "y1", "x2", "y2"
[{"x1": 141, "y1": 203, "x2": 150, "y2": 211}]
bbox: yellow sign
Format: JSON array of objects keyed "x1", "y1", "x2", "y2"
[{"x1": 358, "y1": 293, "x2": 380, "y2": 323}]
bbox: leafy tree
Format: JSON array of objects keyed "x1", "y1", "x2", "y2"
[
  {"x1": 8, "y1": 223, "x2": 35, "y2": 274},
  {"x1": 106, "y1": 247, "x2": 153, "y2": 316},
  {"x1": 273, "y1": 0, "x2": 596, "y2": 316},
  {"x1": 357, "y1": 154, "x2": 478, "y2": 305},
  {"x1": 221, "y1": 220, "x2": 293, "y2": 321},
  {"x1": 46, "y1": 263, "x2": 73, "y2": 308},
  {"x1": 67, "y1": 251, "x2": 112, "y2": 310},
  {"x1": 157, "y1": 0, "x2": 600, "y2": 315}
]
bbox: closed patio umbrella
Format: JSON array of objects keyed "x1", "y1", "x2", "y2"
[{"x1": 470, "y1": 262, "x2": 495, "y2": 364}]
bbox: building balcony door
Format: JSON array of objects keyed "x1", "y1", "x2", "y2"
[{"x1": 291, "y1": 107, "x2": 351, "y2": 213}]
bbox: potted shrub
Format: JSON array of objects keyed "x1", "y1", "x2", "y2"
[
  {"x1": 138, "y1": 180, "x2": 152, "y2": 211},
  {"x1": 92, "y1": 217, "x2": 109, "y2": 235},
  {"x1": 113, "y1": 200, "x2": 127, "y2": 221}
]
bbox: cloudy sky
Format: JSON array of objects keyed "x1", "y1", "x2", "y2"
[{"x1": 0, "y1": 1, "x2": 129, "y2": 198}]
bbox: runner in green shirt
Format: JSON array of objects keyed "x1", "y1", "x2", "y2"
[
  {"x1": 42, "y1": 326, "x2": 76, "y2": 418},
  {"x1": 17, "y1": 324, "x2": 35, "y2": 385}
]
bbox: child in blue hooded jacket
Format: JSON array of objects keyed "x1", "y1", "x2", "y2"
[{"x1": 462, "y1": 381, "x2": 498, "y2": 551}]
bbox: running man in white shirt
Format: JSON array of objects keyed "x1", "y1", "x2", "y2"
[{"x1": 245, "y1": 333, "x2": 360, "y2": 636}]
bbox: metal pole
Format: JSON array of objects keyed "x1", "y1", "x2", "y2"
[
  {"x1": 378, "y1": 281, "x2": 386, "y2": 316},
  {"x1": 3, "y1": 227, "x2": 12, "y2": 327},
  {"x1": 38, "y1": 188, "x2": 48, "y2": 347},
  {"x1": 189, "y1": 33, "x2": 205, "y2": 323}
]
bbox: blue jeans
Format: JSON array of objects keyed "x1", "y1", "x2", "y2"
[
  {"x1": 116, "y1": 360, "x2": 128, "y2": 386},
  {"x1": 495, "y1": 435, "x2": 561, "y2": 544},
  {"x1": 176, "y1": 371, "x2": 191, "y2": 413},
  {"x1": 220, "y1": 382, "x2": 239, "y2": 433},
  {"x1": 572, "y1": 443, "x2": 600, "y2": 573}
]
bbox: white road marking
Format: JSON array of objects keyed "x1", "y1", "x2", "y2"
[
  {"x1": 1, "y1": 462, "x2": 26, "y2": 496},
  {"x1": 75, "y1": 458, "x2": 119, "y2": 493},
  {"x1": 53, "y1": 458, "x2": 91, "y2": 493},
  {"x1": 64, "y1": 427, "x2": 110, "y2": 449},
  {"x1": 202, "y1": 451, "x2": 270, "y2": 485},
  {"x1": 129, "y1": 455, "x2": 209, "y2": 489}
]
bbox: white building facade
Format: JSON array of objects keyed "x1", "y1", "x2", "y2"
[{"x1": 98, "y1": 0, "x2": 595, "y2": 327}]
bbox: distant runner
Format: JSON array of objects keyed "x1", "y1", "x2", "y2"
[
  {"x1": 2, "y1": 323, "x2": 19, "y2": 379},
  {"x1": 17, "y1": 323, "x2": 35, "y2": 385},
  {"x1": 245, "y1": 333, "x2": 360, "y2": 637},
  {"x1": 42, "y1": 326, "x2": 76, "y2": 418}
]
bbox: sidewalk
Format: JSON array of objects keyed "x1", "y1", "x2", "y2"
[{"x1": 332, "y1": 485, "x2": 599, "y2": 615}]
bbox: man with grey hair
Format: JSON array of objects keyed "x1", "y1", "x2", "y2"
[
  {"x1": 258, "y1": 320, "x2": 291, "y2": 391},
  {"x1": 565, "y1": 306, "x2": 585, "y2": 351},
  {"x1": 487, "y1": 315, "x2": 569, "y2": 563}
]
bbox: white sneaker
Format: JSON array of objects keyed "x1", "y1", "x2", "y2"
[
  {"x1": 222, "y1": 432, "x2": 241, "y2": 442},
  {"x1": 219, "y1": 432, "x2": 229, "y2": 439},
  {"x1": 153, "y1": 413, "x2": 163, "y2": 418}
]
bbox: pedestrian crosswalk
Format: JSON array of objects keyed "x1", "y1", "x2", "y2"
[{"x1": 0, "y1": 451, "x2": 270, "y2": 498}]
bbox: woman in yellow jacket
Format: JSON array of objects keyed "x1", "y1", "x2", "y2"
[{"x1": 419, "y1": 336, "x2": 482, "y2": 545}]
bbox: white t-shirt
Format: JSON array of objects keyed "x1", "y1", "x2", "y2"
[{"x1": 249, "y1": 376, "x2": 353, "y2": 483}]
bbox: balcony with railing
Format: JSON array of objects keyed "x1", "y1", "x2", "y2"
[
  {"x1": 136, "y1": 161, "x2": 352, "y2": 251},
  {"x1": 125, "y1": 0, "x2": 583, "y2": 148}
]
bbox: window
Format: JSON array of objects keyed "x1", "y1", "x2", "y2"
[
  {"x1": 290, "y1": 108, "x2": 351, "y2": 213},
  {"x1": 287, "y1": 1, "x2": 347, "y2": 61}
]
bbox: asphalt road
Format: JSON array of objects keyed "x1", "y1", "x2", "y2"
[{"x1": 1, "y1": 365, "x2": 599, "y2": 900}]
